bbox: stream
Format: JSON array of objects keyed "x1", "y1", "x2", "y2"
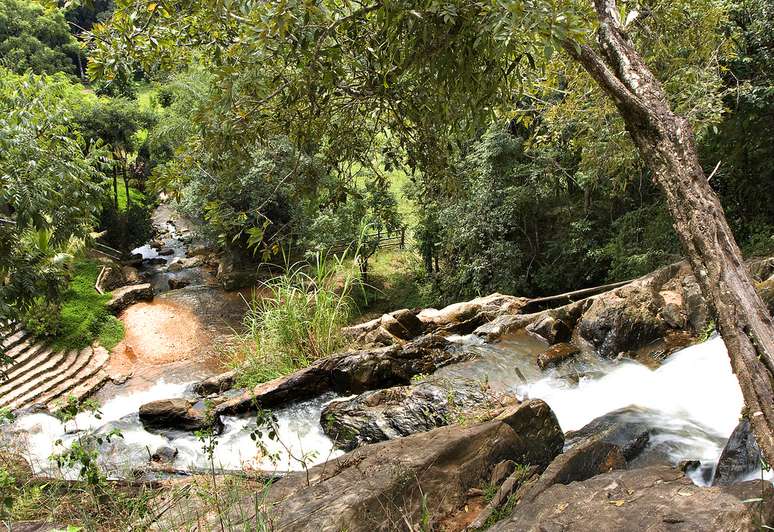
[
  {"x1": 3, "y1": 332, "x2": 765, "y2": 485},
  {"x1": 0, "y1": 205, "x2": 767, "y2": 486}
]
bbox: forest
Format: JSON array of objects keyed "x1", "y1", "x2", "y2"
[{"x1": 0, "y1": 0, "x2": 773, "y2": 530}]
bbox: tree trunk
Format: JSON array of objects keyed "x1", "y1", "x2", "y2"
[
  {"x1": 563, "y1": 0, "x2": 774, "y2": 463},
  {"x1": 123, "y1": 161, "x2": 131, "y2": 207},
  {"x1": 112, "y1": 166, "x2": 119, "y2": 210}
]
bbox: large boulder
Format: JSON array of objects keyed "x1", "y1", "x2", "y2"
[
  {"x1": 192, "y1": 371, "x2": 237, "y2": 396},
  {"x1": 216, "y1": 334, "x2": 473, "y2": 417},
  {"x1": 489, "y1": 465, "x2": 774, "y2": 531},
  {"x1": 576, "y1": 264, "x2": 683, "y2": 358},
  {"x1": 344, "y1": 294, "x2": 527, "y2": 346},
  {"x1": 320, "y1": 378, "x2": 512, "y2": 450},
  {"x1": 106, "y1": 283, "x2": 154, "y2": 314},
  {"x1": 138, "y1": 398, "x2": 223, "y2": 433},
  {"x1": 343, "y1": 309, "x2": 426, "y2": 346},
  {"x1": 526, "y1": 314, "x2": 572, "y2": 344},
  {"x1": 564, "y1": 406, "x2": 655, "y2": 462},
  {"x1": 713, "y1": 419, "x2": 762, "y2": 486},
  {"x1": 166, "y1": 400, "x2": 563, "y2": 531}
]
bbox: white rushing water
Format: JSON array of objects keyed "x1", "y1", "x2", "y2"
[
  {"x1": 3, "y1": 381, "x2": 342, "y2": 478},
  {"x1": 2, "y1": 333, "x2": 769, "y2": 485},
  {"x1": 446, "y1": 332, "x2": 771, "y2": 485},
  {"x1": 517, "y1": 335, "x2": 773, "y2": 485}
]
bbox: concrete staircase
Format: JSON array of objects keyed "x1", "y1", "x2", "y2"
[{"x1": 0, "y1": 322, "x2": 110, "y2": 412}]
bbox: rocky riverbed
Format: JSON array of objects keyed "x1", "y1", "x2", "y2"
[{"x1": 3, "y1": 229, "x2": 774, "y2": 529}]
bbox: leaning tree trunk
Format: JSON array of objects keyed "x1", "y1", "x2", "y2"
[{"x1": 562, "y1": 0, "x2": 774, "y2": 463}]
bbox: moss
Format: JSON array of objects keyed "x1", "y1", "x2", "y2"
[
  {"x1": 51, "y1": 260, "x2": 124, "y2": 351},
  {"x1": 97, "y1": 316, "x2": 124, "y2": 350}
]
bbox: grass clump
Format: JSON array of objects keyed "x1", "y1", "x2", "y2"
[{"x1": 232, "y1": 252, "x2": 362, "y2": 387}]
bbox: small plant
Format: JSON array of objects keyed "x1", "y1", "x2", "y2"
[
  {"x1": 0, "y1": 466, "x2": 17, "y2": 525},
  {"x1": 0, "y1": 408, "x2": 14, "y2": 425},
  {"x1": 699, "y1": 320, "x2": 716, "y2": 342},
  {"x1": 193, "y1": 400, "x2": 226, "y2": 532}
]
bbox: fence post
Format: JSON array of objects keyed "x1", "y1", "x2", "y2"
[{"x1": 400, "y1": 226, "x2": 406, "y2": 249}]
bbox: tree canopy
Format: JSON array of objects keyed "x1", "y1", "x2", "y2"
[{"x1": 0, "y1": 0, "x2": 82, "y2": 76}]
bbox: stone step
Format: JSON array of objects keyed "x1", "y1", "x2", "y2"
[
  {"x1": 6, "y1": 344, "x2": 55, "y2": 373},
  {"x1": 3, "y1": 338, "x2": 42, "y2": 367},
  {"x1": 0, "y1": 347, "x2": 66, "y2": 396},
  {"x1": 3, "y1": 341, "x2": 55, "y2": 378},
  {"x1": 1, "y1": 329, "x2": 30, "y2": 353},
  {"x1": 0, "y1": 323, "x2": 23, "y2": 344},
  {"x1": 0, "y1": 348, "x2": 86, "y2": 410},
  {"x1": 34, "y1": 348, "x2": 110, "y2": 411}
]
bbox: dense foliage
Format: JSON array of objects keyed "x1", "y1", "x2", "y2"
[
  {"x1": 0, "y1": 0, "x2": 81, "y2": 76},
  {"x1": 0, "y1": 69, "x2": 104, "y2": 324},
  {"x1": 85, "y1": 0, "x2": 774, "y2": 303}
]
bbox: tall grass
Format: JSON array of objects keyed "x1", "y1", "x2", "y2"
[{"x1": 232, "y1": 251, "x2": 363, "y2": 387}]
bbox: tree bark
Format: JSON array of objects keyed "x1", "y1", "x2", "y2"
[{"x1": 562, "y1": 0, "x2": 774, "y2": 463}]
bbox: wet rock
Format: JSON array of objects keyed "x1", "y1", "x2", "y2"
[
  {"x1": 192, "y1": 371, "x2": 237, "y2": 396},
  {"x1": 158, "y1": 248, "x2": 175, "y2": 256},
  {"x1": 320, "y1": 378, "x2": 510, "y2": 450},
  {"x1": 184, "y1": 400, "x2": 563, "y2": 531},
  {"x1": 143, "y1": 257, "x2": 167, "y2": 266},
  {"x1": 167, "y1": 278, "x2": 191, "y2": 290},
  {"x1": 107, "y1": 283, "x2": 154, "y2": 314},
  {"x1": 526, "y1": 314, "x2": 572, "y2": 344},
  {"x1": 139, "y1": 398, "x2": 223, "y2": 433},
  {"x1": 536, "y1": 342, "x2": 580, "y2": 370},
  {"x1": 96, "y1": 265, "x2": 127, "y2": 292},
  {"x1": 713, "y1": 419, "x2": 762, "y2": 486},
  {"x1": 577, "y1": 267, "x2": 676, "y2": 358},
  {"x1": 564, "y1": 407, "x2": 655, "y2": 462},
  {"x1": 216, "y1": 334, "x2": 473, "y2": 416},
  {"x1": 150, "y1": 239, "x2": 165, "y2": 250},
  {"x1": 151, "y1": 446, "x2": 179, "y2": 463},
  {"x1": 489, "y1": 465, "x2": 774, "y2": 531}
]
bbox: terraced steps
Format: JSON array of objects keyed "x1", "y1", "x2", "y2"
[{"x1": 0, "y1": 323, "x2": 110, "y2": 412}]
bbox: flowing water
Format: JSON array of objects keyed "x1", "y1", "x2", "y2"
[
  {"x1": 3, "y1": 382, "x2": 343, "y2": 479},
  {"x1": 2, "y1": 326, "x2": 766, "y2": 485},
  {"x1": 445, "y1": 332, "x2": 770, "y2": 485},
  {"x1": 131, "y1": 205, "x2": 215, "y2": 293}
]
